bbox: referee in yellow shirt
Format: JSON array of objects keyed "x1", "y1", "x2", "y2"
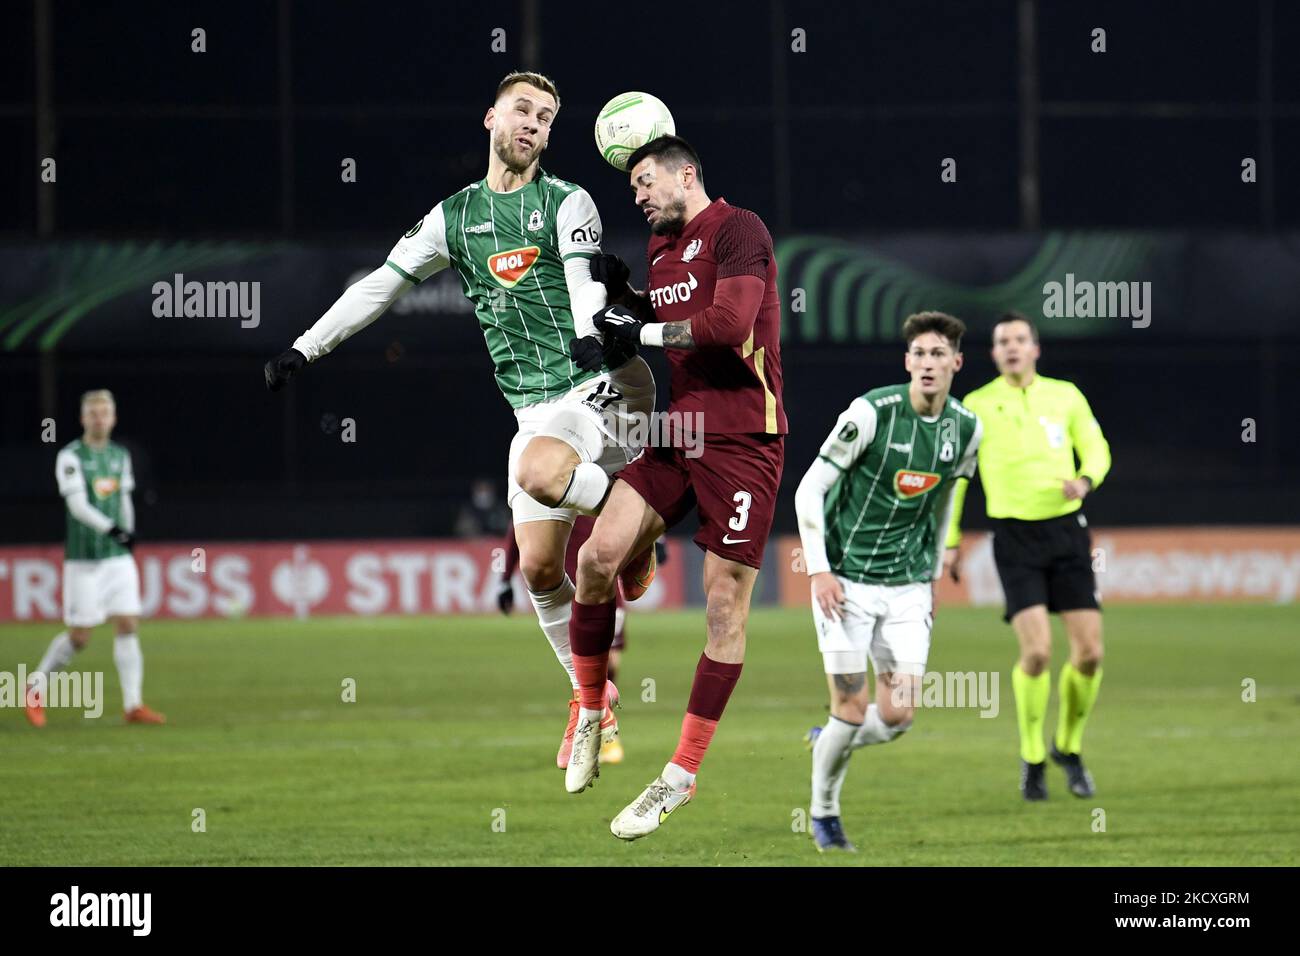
[{"x1": 944, "y1": 313, "x2": 1111, "y2": 801}]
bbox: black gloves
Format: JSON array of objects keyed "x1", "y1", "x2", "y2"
[
  {"x1": 264, "y1": 348, "x2": 307, "y2": 392},
  {"x1": 590, "y1": 254, "x2": 630, "y2": 299},
  {"x1": 108, "y1": 525, "x2": 135, "y2": 551},
  {"x1": 570, "y1": 327, "x2": 639, "y2": 373},
  {"x1": 594, "y1": 305, "x2": 643, "y2": 344},
  {"x1": 497, "y1": 578, "x2": 515, "y2": 615},
  {"x1": 570, "y1": 335, "x2": 605, "y2": 373}
]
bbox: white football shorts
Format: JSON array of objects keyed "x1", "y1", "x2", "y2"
[
  {"x1": 63, "y1": 554, "x2": 143, "y2": 627},
  {"x1": 508, "y1": 356, "x2": 656, "y2": 524},
  {"x1": 813, "y1": 577, "x2": 933, "y2": 677}
]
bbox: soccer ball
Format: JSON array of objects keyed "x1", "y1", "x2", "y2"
[{"x1": 594, "y1": 92, "x2": 676, "y2": 172}]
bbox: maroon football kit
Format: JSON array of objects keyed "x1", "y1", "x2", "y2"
[{"x1": 616, "y1": 198, "x2": 787, "y2": 569}]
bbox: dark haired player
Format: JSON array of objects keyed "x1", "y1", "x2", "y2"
[
  {"x1": 565, "y1": 136, "x2": 786, "y2": 841},
  {"x1": 795, "y1": 313, "x2": 981, "y2": 852}
]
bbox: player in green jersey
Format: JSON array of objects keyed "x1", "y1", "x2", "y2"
[
  {"x1": 944, "y1": 313, "x2": 1111, "y2": 801},
  {"x1": 263, "y1": 72, "x2": 656, "y2": 768},
  {"x1": 24, "y1": 390, "x2": 166, "y2": 727},
  {"x1": 794, "y1": 313, "x2": 981, "y2": 852}
]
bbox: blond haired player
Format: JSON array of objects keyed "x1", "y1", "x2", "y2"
[{"x1": 25, "y1": 390, "x2": 165, "y2": 727}]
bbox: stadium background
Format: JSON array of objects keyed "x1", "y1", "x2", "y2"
[{"x1": 3, "y1": 0, "x2": 1298, "y2": 620}]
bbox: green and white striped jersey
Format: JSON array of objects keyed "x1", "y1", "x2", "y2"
[
  {"x1": 386, "y1": 169, "x2": 605, "y2": 408},
  {"x1": 56, "y1": 439, "x2": 134, "y2": 561},
  {"x1": 818, "y1": 384, "x2": 981, "y2": 584}
]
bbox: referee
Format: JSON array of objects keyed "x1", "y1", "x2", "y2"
[{"x1": 944, "y1": 313, "x2": 1111, "y2": 801}]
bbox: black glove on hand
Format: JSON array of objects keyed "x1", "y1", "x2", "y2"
[
  {"x1": 594, "y1": 305, "x2": 643, "y2": 344},
  {"x1": 569, "y1": 335, "x2": 605, "y2": 373},
  {"x1": 654, "y1": 539, "x2": 668, "y2": 567},
  {"x1": 108, "y1": 525, "x2": 135, "y2": 551},
  {"x1": 601, "y1": 333, "x2": 638, "y2": 370},
  {"x1": 264, "y1": 348, "x2": 307, "y2": 392},
  {"x1": 497, "y1": 579, "x2": 515, "y2": 615},
  {"x1": 590, "y1": 254, "x2": 631, "y2": 299}
]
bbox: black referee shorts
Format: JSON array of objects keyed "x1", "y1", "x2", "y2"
[{"x1": 991, "y1": 511, "x2": 1101, "y2": 623}]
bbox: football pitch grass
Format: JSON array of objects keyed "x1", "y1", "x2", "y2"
[{"x1": 1, "y1": 604, "x2": 1296, "y2": 867}]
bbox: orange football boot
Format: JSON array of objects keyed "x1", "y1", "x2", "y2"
[
  {"x1": 24, "y1": 686, "x2": 45, "y2": 728},
  {"x1": 124, "y1": 705, "x2": 166, "y2": 725}
]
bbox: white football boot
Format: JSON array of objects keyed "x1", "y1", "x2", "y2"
[
  {"x1": 610, "y1": 774, "x2": 696, "y2": 840},
  {"x1": 565, "y1": 712, "x2": 603, "y2": 793}
]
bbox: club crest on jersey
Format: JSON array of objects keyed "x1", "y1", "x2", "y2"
[
  {"x1": 894, "y1": 469, "x2": 940, "y2": 499},
  {"x1": 92, "y1": 476, "x2": 120, "y2": 499},
  {"x1": 682, "y1": 238, "x2": 702, "y2": 262},
  {"x1": 527, "y1": 209, "x2": 544, "y2": 231},
  {"x1": 486, "y1": 246, "x2": 541, "y2": 288}
]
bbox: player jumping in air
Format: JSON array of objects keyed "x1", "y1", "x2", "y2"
[
  {"x1": 796, "y1": 314, "x2": 981, "y2": 852},
  {"x1": 943, "y1": 313, "x2": 1110, "y2": 801},
  {"x1": 568, "y1": 135, "x2": 787, "y2": 840},
  {"x1": 24, "y1": 390, "x2": 166, "y2": 727},
  {"x1": 498, "y1": 518, "x2": 669, "y2": 764},
  {"x1": 263, "y1": 72, "x2": 656, "y2": 769}
]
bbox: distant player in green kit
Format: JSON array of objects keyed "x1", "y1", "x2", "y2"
[
  {"x1": 25, "y1": 390, "x2": 166, "y2": 727},
  {"x1": 794, "y1": 313, "x2": 981, "y2": 852},
  {"x1": 263, "y1": 72, "x2": 656, "y2": 769}
]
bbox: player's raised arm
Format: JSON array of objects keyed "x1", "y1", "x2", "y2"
[
  {"x1": 557, "y1": 189, "x2": 634, "y2": 372},
  {"x1": 597, "y1": 211, "x2": 770, "y2": 351},
  {"x1": 264, "y1": 203, "x2": 452, "y2": 391},
  {"x1": 794, "y1": 397, "x2": 877, "y2": 619}
]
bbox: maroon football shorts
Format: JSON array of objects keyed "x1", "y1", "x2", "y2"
[{"x1": 615, "y1": 432, "x2": 784, "y2": 570}]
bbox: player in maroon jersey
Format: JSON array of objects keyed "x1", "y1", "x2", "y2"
[
  {"x1": 563, "y1": 135, "x2": 787, "y2": 840},
  {"x1": 499, "y1": 517, "x2": 632, "y2": 765}
]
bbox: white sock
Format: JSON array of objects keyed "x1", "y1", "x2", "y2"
[
  {"x1": 811, "y1": 715, "x2": 857, "y2": 818},
  {"x1": 556, "y1": 462, "x2": 609, "y2": 514},
  {"x1": 663, "y1": 761, "x2": 695, "y2": 791},
  {"x1": 33, "y1": 632, "x2": 76, "y2": 679},
  {"x1": 528, "y1": 575, "x2": 579, "y2": 689},
  {"x1": 113, "y1": 634, "x2": 144, "y2": 712},
  {"x1": 851, "y1": 703, "x2": 911, "y2": 749}
]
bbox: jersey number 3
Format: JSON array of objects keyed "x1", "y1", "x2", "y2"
[{"x1": 729, "y1": 491, "x2": 753, "y2": 531}]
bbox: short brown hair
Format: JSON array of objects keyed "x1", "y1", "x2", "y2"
[
  {"x1": 902, "y1": 311, "x2": 965, "y2": 351},
  {"x1": 994, "y1": 310, "x2": 1039, "y2": 344},
  {"x1": 495, "y1": 71, "x2": 560, "y2": 110}
]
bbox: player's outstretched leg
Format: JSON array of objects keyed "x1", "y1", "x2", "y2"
[
  {"x1": 611, "y1": 552, "x2": 753, "y2": 841},
  {"x1": 1051, "y1": 609, "x2": 1104, "y2": 797},
  {"x1": 567, "y1": 482, "x2": 662, "y2": 794},
  {"x1": 114, "y1": 617, "x2": 164, "y2": 724},
  {"x1": 1010, "y1": 606, "x2": 1052, "y2": 800},
  {"x1": 24, "y1": 629, "x2": 81, "y2": 727}
]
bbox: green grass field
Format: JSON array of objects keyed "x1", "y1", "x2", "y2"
[{"x1": 1, "y1": 604, "x2": 1297, "y2": 866}]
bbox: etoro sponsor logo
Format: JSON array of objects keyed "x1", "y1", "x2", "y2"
[
  {"x1": 894, "y1": 469, "x2": 940, "y2": 499},
  {"x1": 486, "y1": 246, "x2": 540, "y2": 288},
  {"x1": 649, "y1": 271, "x2": 698, "y2": 308}
]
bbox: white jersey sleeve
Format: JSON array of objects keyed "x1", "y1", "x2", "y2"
[
  {"x1": 121, "y1": 451, "x2": 136, "y2": 494},
  {"x1": 56, "y1": 448, "x2": 84, "y2": 498},
  {"x1": 386, "y1": 202, "x2": 451, "y2": 284},
  {"x1": 556, "y1": 189, "x2": 606, "y2": 339},
  {"x1": 956, "y1": 417, "x2": 982, "y2": 478},
  {"x1": 818, "y1": 397, "x2": 878, "y2": 472}
]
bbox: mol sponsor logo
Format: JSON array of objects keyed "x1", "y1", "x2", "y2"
[
  {"x1": 486, "y1": 246, "x2": 540, "y2": 288},
  {"x1": 894, "y1": 469, "x2": 940, "y2": 499}
]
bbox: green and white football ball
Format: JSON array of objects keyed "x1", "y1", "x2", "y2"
[{"x1": 595, "y1": 92, "x2": 676, "y2": 171}]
